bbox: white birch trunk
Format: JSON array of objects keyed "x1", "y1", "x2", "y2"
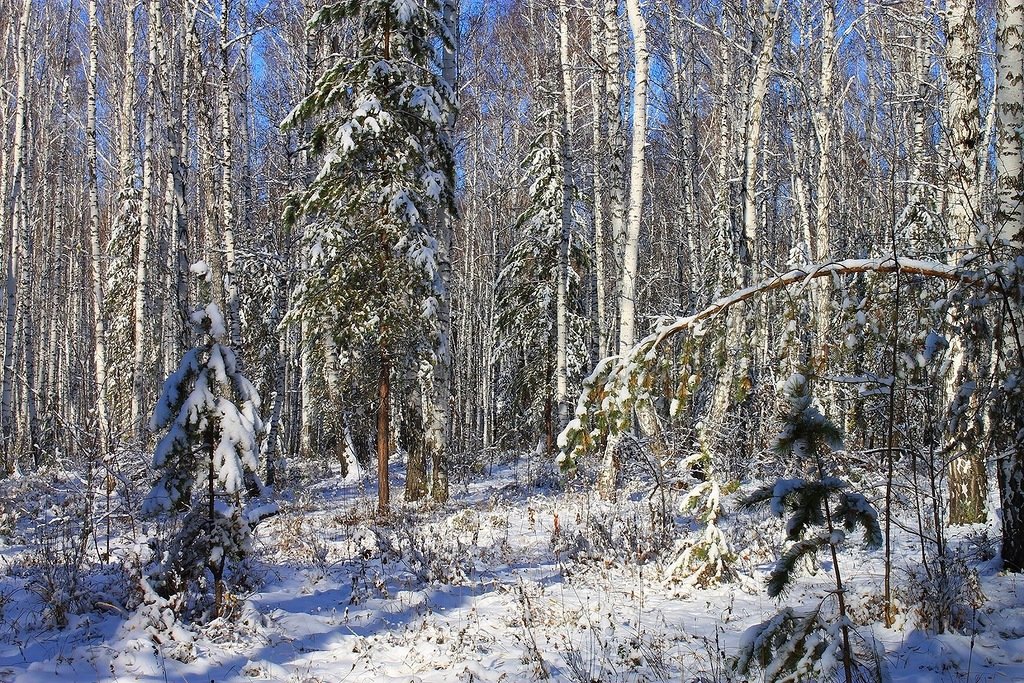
[
  {"x1": 168, "y1": 1, "x2": 199, "y2": 351},
  {"x1": 298, "y1": 0, "x2": 316, "y2": 460},
  {"x1": 605, "y1": 0, "x2": 626, "y2": 326},
  {"x1": 131, "y1": 0, "x2": 161, "y2": 438},
  {"x1": 812, "y1": 0, "x2": 836, "y2": 262},
  {"x1": 556, "y1": 0, "x2": 573, "y2": 431},
  {"x1": 945, "y1": 0, "x2": 982, "y2": 249},
  {"x1": 741, "y1": 0, "x2": 779, "y2": 281},
  {"x1": 994, "y1": 0, "x2": 1024, "y2": 571},
  {"x1": 1, "y1": 0, "x2": 31, "y2": 461},
  {"x1": 599, "y1": 0, "x2": 653, "y2": 498},
  {"x1": 87, "y1": 0, "x2": 111, "y2": 456},
  {"x1": 944, "y1": 0, "x2": 986, "y2": 524},
  {"x1": 220, "y1": 0, "x2": 242, "y2": 351},
  {"x1": 590, "y1": 9, "x2": 608, "y2": 359},
  {"x1": 995, "y1": 0, "x2": 1024, "y2": 247},
  {"x1": 811, "y1": 0, "x2": 837, "y2": 357},
  {"x1": 618, "y1": 0, "x2": 648, "y2": 352}
]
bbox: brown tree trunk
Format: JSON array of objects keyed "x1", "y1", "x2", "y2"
[{"x1": 377, "y1": 350, "x2": 391, "y2": 516}]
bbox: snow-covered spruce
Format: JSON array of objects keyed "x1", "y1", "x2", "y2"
[
  {"x1": 282, "y1": 0, "x2": 457, "y2": 511},
  {"x1": 142, "y1": 301, "x2": 266, "y2": 621},
  {"x1": 494, "y1": 101, "x2": 588, "y2": 449}
]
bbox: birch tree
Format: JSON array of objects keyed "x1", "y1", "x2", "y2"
[
  {"x1": 741, "y1": 0, "x2": 780, "y2": 280},
  {"x1": 220, "y1": 0, "x2": 243, "y2": 351},
  {"x1": 556, "y1": 0, "x2": 574, "y2": 430},
  {"x1": 131, "y1": 0, "x2": 162, "y2": 439},
  {"x1": 617, "y1": 0, "x2": 648, "y2": 353},
  {"x1": 1, "y1": 0, "x2": 33, "y2": 468},
  {"x1": 993, "y1": 0, "x2": 1024, "y2": 571},
  {"x1": 944, "y1": 0, "x2": 987, "y2": 525},
  {"x1": 87, "y1": 0, "x2": 111, "y2": 457}
]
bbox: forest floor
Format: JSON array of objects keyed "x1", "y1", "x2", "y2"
[{"x1": 0, "y1": 457, "x2": 1022, "y2": 682}]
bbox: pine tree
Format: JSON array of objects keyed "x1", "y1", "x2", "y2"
[
  {"x1": 283, "y1": 0, "x2": 456, "y2": 515},
  {"x1": 142, "y1": 292, "x2": 264, "y2": 620},
  {"x1": 737, "y1": 372, "x2": 882, "y2": 683}
]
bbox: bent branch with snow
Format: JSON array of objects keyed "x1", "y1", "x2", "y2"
[{"x1": 557, "y1": 256, "x2": 1007, "y2": 470}]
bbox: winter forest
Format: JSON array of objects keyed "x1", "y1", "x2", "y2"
[{"x1": 0, "y1": 0, "x2": 1023, "y2": 679}]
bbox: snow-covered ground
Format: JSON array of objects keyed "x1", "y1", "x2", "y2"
[{"x1": 1, "y1": 460, "x2": 1022, "y2": 682}]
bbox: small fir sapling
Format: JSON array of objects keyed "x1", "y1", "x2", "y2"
[
  {"x1": 142, "y1": 287, "x2": 265, "y2": 620},
  {"x1": 734, "y1": 372, "x2": 883, "y2": 683}
]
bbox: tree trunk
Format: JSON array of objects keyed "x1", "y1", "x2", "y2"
[
  {"x1": 605, "y1": 0, "x2": 625, "y2": 332},
  {"x1": 422, "y1": 0, "x2": 458, "y2": 504},
  {"x1": 555, "y1": 0, "x2": 573, "y2": 431},
  {"x1": 2, "y1": 0, "x2": 32, "y2": 467},
  {"x1": 945, "y1": 0, "x2": 982, "y2": 249},
  {"x1": 404, "y1": 369, "x2": 427, "y2": 502},
  {"x1": 741, "y1": 0, "x2": 779, "y2": 281},
  {"x1": 995, "y1": 0, "x2": 1024, "y2": 571},
  {"x1": 377, "y1": 350, "x2": 391, "y2": 516},
  {"x1": 87, "y1": 0, "x2": 111, "y2": 458},
  {"x1": 810, "y1": 0, "x2": 837, "y2": 352},
  {"x1": 599, "y1": 0, "x2": 651, "y2": 498},
  {"x1": 220, "y1": 0, "x2": 242, "y2": 351},
  {"x1": 945, "y1": 0, "x2": 987, "y2": 525},
  {"x1": 617, "y1": 0, "x2": 648, "y2": 353},
  {"x1": 323, "y1": 333, "x2": 348, "y2": 478},
  {"x1": 590, "y1": 8, "x2": 608, "y2": 359},
  {"x1": 132, "y1": 0, "x2": 161, "y2": 438}
]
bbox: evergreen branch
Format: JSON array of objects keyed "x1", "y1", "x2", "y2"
[{"x1": 768, "y1": 536, "x2": 830, "y2": 598}]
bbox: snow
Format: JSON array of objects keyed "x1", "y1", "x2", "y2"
[
  {"x1": 392, "y1": 0, "x2": 419, "y2": 25},
  {"x1": 189, "y1": 259, "x2": 210, "y2": 279},
  {"x1": 2, "y1": 462, "x2": 1022, "y2": 683},
  {"x1": 769, "y1": 478, "x2": 805, "y2": 516},
  {"x1": 409, "y1": 86, "x2": 443, "y2": 125}
]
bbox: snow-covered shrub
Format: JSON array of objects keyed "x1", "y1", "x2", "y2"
[
  {"x1": 666, "y1": 447, "x2": 737, "y2": 587},
  {"x1": 379, "y1": 520, "x2": 475, "y2": 585},
  {"x1": 3, "y1": 469, "x2": 101, "y2": 627},
  {"x1": 560, "y1": 501, "x2": 671, "y2": 568},
  {"x1": 896, "y1": 548, "x2": 984, "y2": 633},
  {"x1": 141, "y1": 300, "x2": 265, "y2": 621},
  {"x1": 24, "y1": 511, "x2": 89, "y2": 627}
]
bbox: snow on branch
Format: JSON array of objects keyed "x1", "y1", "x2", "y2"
[{"x1": 557, "y1": 256, "x2": 998, "y2": 470}]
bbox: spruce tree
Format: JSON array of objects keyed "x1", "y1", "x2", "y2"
[
  {"x1": 495, "y1": 101, "x2": 587, "y2": 453},
  {"x1": 283, "y1": 0, "x2": 456, "y2": 514},
  {"x1": 142, "y1": 294, "x2": 264, "y2": 620}
]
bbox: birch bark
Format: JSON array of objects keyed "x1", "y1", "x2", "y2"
[
  {"x1": 605, "y1": 0, "x2": 625, "y2": 331},
  {"x1": 617, "y1": 0, "x2": 648, "y2": 352},
  {"x1": 741, "y1": 0, "x2": 779, "y2": 281},
  {"x1": 590, "y1": 9, "x2": 608, "y2": 359},
  {"x1": 87, "y1": 0, "x2": 111, "y2": 456},
  {"x1": 220, "y1": 0, "x2": 242, "y2": 351},
  {"x1": 556, "y1": 0, "x2": 573, "y2": 431},
  {"x1": 944, "y1": 0, "x2": 987, "y2": 525},
  {"x1": 131, "y1": 0, "x2": 161, "y2": 437},
  {"x1": 1, "y1": 0, "x2": 31, "y2": 462},
  {"x1": 994, "y1": 0, "x2": 1024, "y2": 571}
]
